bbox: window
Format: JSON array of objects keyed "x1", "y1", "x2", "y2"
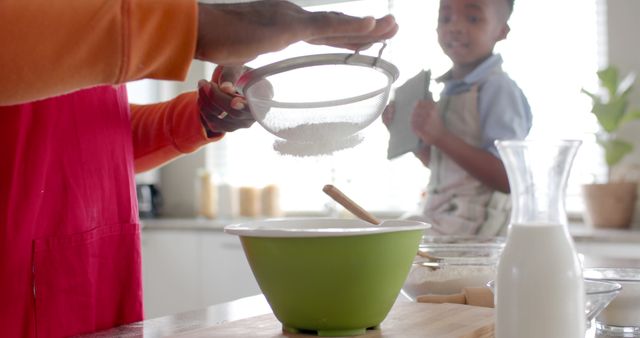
[
  {"x1": 129, "y1": 0, "x2": 604, "y2": 216},
  {"x1": 497, "y1": 0, "x2": 605, "y2": 213}
]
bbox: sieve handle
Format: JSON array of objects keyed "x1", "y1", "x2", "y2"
[{"x1": 345, "y1": 40, "x2": 388, "y2": 68}]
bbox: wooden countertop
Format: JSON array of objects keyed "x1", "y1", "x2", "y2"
[
  {"x1": 80, "y1": 292, "x2": 617, "y2": 338},
  {"x1": 82, "y1": 253, "x2": 640, "y2": 338},
  {"x1": 82, "y1": 227, "x2": 639, "y2": 337}
]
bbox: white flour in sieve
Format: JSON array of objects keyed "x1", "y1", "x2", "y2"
[
  {"x1": 402, "y1": 265, "x2": 497, "y2": 300},
  {"x1": 272, "y1": 121, "x2": 365, "y2": 157}
]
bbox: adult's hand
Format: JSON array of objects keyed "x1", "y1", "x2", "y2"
[
  {"x1": 198, "y1": 66, "x2": 255, "y2": 134},
  {"x1": 196, "y1": 0, "x2": 399, "y2": 65}
]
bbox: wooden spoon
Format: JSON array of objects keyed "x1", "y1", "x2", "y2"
[
  {"x1": 322, "y1": 184, "x2": 381, "y2": 225},
  {"x1": 322, "y1": 184, "x2": 441, "y2": 262}
]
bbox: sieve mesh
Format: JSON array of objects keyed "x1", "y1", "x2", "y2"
[{"x1": 238, "y1": 53, "x2": 399, "y2": 145}]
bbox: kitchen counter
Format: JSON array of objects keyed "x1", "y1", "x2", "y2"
[
  {"x1": 81, "y1": 255, "x2": 640, "y2": 338},
  {"x1": 138, "y1": 219, "x2": 640, "y2": 319},
  {"x1": 570, "y1": 225, "x2": 640, "y2": 244},
  {"x1": 142, "y1": 217, "x2": 640, "y2": 243},
  {"x1": 141, "y1": 218, "x2": 231, "y2": 231},
  {"x1": 77, "y1": 295, "x2": 612, "y2": 338}
]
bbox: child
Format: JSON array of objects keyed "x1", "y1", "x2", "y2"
[{"x1": 384, "y1": 0, "x2": 531, "y2": 236}]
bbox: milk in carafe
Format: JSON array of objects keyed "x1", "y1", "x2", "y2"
[
  {"x1": 496, "y1": 223, "x2": 584, "y2": 337},
  {"x1": 495, "y1": 140, "x2": 585, "y2": 338}
]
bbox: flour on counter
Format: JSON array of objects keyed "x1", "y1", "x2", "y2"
[{"x1": 402, "y1": 264, "x2": 497, "y2": 300}]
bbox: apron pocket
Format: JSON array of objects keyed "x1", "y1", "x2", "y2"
[{"x1": 32, "y1": 223, "x2": 143, "y2": 337}]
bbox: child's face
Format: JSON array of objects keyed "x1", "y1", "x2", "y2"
[{"x1": 437, "y1": 0, "x2": 510, "y2": 70}]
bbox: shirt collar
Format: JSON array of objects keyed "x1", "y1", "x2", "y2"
[{"x1": 436, "y1": 54, "x2": 504, "y2": 91}]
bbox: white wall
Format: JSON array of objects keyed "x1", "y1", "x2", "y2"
[
  {"x1": 606, "y1": 1, "x2": 640, "y2": 229},
  {"x1": 607, "y1": 0, "x2": 640, "y2": 107}
]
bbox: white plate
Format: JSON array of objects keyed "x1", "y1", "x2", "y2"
[{"x1": 224, "y1": 218, "x2": 430, "y2": 238}]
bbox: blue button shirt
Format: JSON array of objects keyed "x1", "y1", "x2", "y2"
[{"x1": 438, "y1": 54, "x2": 532, "y2": 157}]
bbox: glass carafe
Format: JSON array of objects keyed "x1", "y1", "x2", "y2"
[{"x1": 495, "y1": 140, "x2": 585, "y2": 338}]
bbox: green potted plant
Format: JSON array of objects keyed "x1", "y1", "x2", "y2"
[{"x1": 581, "y1": 65, "x2": 640, "y2": 229}]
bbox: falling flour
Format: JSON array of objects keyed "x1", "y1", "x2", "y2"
[{"x1": 272, "y1": 121, "x2": 365, "y2": 156}]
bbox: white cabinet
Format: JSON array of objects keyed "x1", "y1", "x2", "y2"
[{"x1": 141, "y1": 228, "x2": 260, "y2": 319}]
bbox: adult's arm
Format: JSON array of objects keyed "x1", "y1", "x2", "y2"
[
  {"x1": 131, "y1": 65, "x2": 258, "y2": 173},
  {"x1": 0, "y1": 0, "x2": 398, "y2": 106},
  {"x1": 130, "y1": 92, "x2": 222, "y2": 173},
  {"x1": 0, "y1": 0, "x2": 197, "y2": 105}
]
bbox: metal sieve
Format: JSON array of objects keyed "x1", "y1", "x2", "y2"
[{"x1": 236, "y1": 48, "x2": 399, "y2": 144}]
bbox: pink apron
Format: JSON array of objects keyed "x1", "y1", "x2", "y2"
[{"x1": 0, "y1": 85, "x2": 144, "y2": 337}]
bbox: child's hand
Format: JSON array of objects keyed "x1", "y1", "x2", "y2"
[
  {"x1": 410, "y1": 99, "x2": 447, "y2": 145},
  {"x1": 381, "y1": 101, "x2": 395, "y2": 128},
  {"x1": 198, "y1": 65, "x2": 255, "y2": 135},
  {"x1": 413, "y1": 143, "x2": 431, "y2": 167}
]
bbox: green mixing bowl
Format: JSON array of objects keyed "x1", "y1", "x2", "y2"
[{"x1": 225, "y1": 218, "x2": 429, "y2": 337}]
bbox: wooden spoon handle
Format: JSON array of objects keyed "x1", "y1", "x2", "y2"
[{"x1": 322, "y1": 184, "x2": 381, "y2": 225}]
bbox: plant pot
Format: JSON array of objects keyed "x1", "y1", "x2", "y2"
[{"x1": 582, "y1": 182, "x2": 638, "y2": 229}]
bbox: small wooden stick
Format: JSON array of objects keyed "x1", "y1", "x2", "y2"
[
  {"x1": 416, "y1": 293, "x2": 466, "y2": 305},
  {"x1": 463, "y1": 287, "x2": 495, "y2": 308},
  {"x1": 416, "y1": 288, "x2": 494, "y2": 308},
  {"x1": 417, "y1": 250, "x2": 443, "y2": 262},
  {"x1": 322, "y1": 184, "x2": 381, "y2": 225}
]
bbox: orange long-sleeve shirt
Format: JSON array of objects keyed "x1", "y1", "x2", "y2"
[
  {"x1": 0, "y1": 0, "x2": 219, "y2": 172},
  {"x1": 131, "y1": 91, "x2": 217, "y2": 172}
]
